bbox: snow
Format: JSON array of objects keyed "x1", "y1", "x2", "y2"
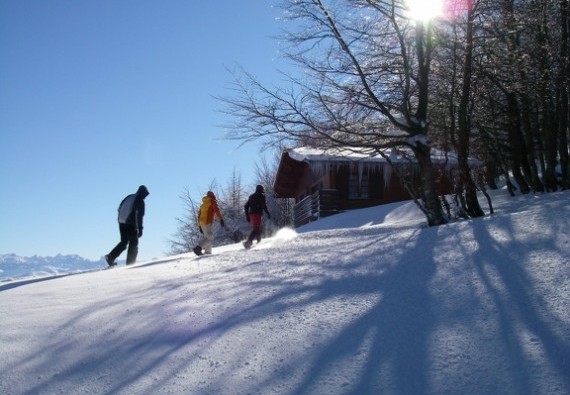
[
  {"x1": 288, "y1": 145, "x2": 482, "y2": 166},
  {"x1": 1, "y1": 190, "x2": 569, "y2": 395}
]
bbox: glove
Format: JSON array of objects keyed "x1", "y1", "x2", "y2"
[
  {"x1": 199, "y1": 226, "x2": 203, "y2": 234},
  {"x1": 220, "y1": 219, "x2": 225, "y2": 227},
  {"x1": 246, "y1": 215, "x2": 250, "y2": 222},
  {"x1": 138, "y1": 228, "x2": 143, "y2": 238}
]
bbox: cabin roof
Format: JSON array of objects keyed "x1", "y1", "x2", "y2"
[
  {"x1": 273, "y1": 151, "x2": 309, "y2": 198},
  {"x1": 288, "y1": 146, "x2": 479, "y2": 165}
]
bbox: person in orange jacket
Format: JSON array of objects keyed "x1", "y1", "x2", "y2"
[{"x1": 193, "y1": 191, "x2": 225, "y2": 255}]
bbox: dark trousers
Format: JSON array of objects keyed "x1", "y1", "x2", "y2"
[{"x1": 108, "y1": 223, "x2": 139, "y2": 264}]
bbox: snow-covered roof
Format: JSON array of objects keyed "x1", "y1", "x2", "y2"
[{"x1": 288, "y1": 146, "x2": 482, "y2": 166}]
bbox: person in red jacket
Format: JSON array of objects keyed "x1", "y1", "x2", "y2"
[
  {"x1": 105, "y1": 185, "x2": 149, "y2": 266},
  {"x1": 243, "y1": 185, "x2": 271, "y2": 249},
  {"x1": 193, "y1": 191, "x2": 225, "y2": 255}
]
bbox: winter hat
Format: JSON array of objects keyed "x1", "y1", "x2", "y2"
[
  {"x1": 137, "y1": 185, "x2": 149, "y2": 197},
  {"x1": 256, "y1": 185, "x2": 264, "y2": 193},
  {"x1": 207, "y1": 191, "x2": 215, "y2": 198}
]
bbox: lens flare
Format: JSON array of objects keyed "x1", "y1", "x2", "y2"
[{"x1": 406, "y1": 0, "x2": 444, "y2": 22}]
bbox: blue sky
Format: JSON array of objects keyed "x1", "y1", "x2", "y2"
[{"x1": 0, "y1": 1, "x2": 288, "y2": 260}]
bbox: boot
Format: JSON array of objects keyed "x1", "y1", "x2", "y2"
[
  {"x1": 193, "y1": 245, "x2": 203, "y2": 256},
  {"x1": 105, "y1": 254, "x2": 116, "y2": 267}
]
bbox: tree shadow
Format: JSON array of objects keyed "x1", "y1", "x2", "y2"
[
  {"x1": 469, "y1": 216, "x2": 570, "y2": 395},
  {"x1": 3, "y1": 214, "x2": 569, "y2": 395}
]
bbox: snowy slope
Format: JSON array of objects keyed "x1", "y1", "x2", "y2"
[{"x1": 0, "y1": 190, "x2": 569, "y2": 395}]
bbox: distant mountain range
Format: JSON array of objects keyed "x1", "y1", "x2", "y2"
[{"x1": 0, "y1": 254, "x2": 107, "y2": 282}]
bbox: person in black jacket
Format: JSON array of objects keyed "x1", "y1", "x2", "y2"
[
  {"x1": 243, "y1": 185, "x2": 271, "y2": 249},
  {"x1": 105, "y1": 185, "x2": 149, "y2": 266}
]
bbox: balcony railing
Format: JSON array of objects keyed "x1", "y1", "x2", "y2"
[{"x1": 294, "y1": 189, "x2": 341, "y2": 227}]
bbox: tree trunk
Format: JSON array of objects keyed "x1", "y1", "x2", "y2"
[
  {"x1": 520, "y1": 96, "x2": 544, "y2": 192},
  {"x1": 456, "y1": 3, "x2": 484, "y2": 218},
  {"x1": 506, "y1": 93, "x2": 531, "y2": 194},
  {"x1": 558, "y1": 0, "x2": 570, "y2": 188},
  {"x1": 413, "y1": 21, "x2": 446, "y2": 226},
  {"x1": 536, "y1": 4, "x2": 559, "y2": 192},
  {"x1": 415, "y1": 145, "x2": 447, "y2": 226}
]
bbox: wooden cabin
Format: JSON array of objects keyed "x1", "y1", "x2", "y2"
[{"x1": 273, "y1": 146, "x2": 479, "y2": 227}]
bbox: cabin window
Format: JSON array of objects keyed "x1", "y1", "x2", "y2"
[{"x1": 349, "y1": 169, "x2": 369, "y2": 199}]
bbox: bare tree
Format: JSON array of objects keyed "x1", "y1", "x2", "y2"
[
  {"x1": 428, "y1": 0, "x2": 486, "y2": 217},
  {"x1": 222, "y1": 0, "x2": 451, "y2": 226},
  {"x1": 218, "y1": 169, "x2": 250, "y2": 242},
  {"x1": 167, "y1": 187, "x2": 201, "y2": 255},
  {"x1": 452, "y1": 1, "x2": 485, "y2": 217},
  {"x1": 469, "y1": 0, "x2": 569, "y2": 193},
  {"x1": 559, "y1": 0, "x2": 570, "y2": 188}
]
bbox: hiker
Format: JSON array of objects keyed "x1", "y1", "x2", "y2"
[
  {"x1": 243, "y1": 185, "x2": 271, "y2": 249},
  {"x1": 193, "y1": 191, "x2": 225, "y2": 255},
  {"x1": 105, "y1": 185, "x2": 149, "y2": 266}
]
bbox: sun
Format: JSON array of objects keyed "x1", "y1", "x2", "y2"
[{"x1": 406, "y1": 0, "x2": 444, "y2": 22}]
